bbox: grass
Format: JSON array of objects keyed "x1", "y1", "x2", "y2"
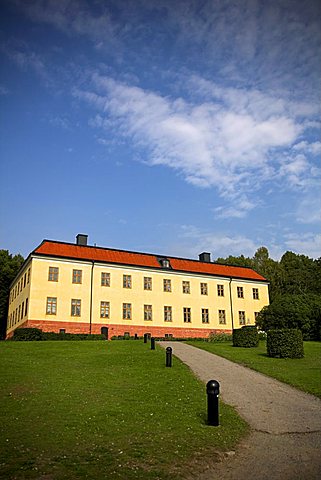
[
  {"x1": 187, "y1": 341, "x2": 321, "y2": 398},
  {"x1": 0, "y1": 341, "x2": 248, "y2": 480}
]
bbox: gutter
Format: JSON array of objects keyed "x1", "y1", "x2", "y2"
[
  {"x1": 229, "y1": 278, "x2": 234, "y2": 331},
  {"x1": 89, "y1": 261, "x2": 94, "y2": 334}
]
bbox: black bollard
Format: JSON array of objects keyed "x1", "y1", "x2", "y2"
[
  {"x1": 166, "y1": 347, "x2": 172, "y2": 367},
  {"x1": 206, "y1": 380, "x2": 220, "y2": 426},
  {"x1": 151, "y1": 337, "x2": 155, "y2": 350},
  {"x1": 144, "y1": 333, "x2": 148, "y2": 343}
]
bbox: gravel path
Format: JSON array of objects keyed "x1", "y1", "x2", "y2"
[{"x1": 160, "y1": 342, "x2": 321, "y2": 479}]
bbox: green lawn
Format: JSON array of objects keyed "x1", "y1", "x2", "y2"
[
  {"x1": 0, "y1": 341, "x2": 248, "y2": 480},
  {"x1": 187, "y1": 341, "x2": 321, "y2": 398}
]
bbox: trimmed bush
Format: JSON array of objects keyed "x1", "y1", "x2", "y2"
[
  {"x1": 267, "y1": 329, "x2": 304, "y2": 358},
  {"x1": 12, "y1": 328, "x2": 43, "y2": 341},
  {"x1": 233, "y1": 326, "x2": 259, "y2": 347},
  {"x1": 12, "y1": 328, "x2": 105, "y2": 341}
]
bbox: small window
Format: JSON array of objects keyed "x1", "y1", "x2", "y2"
[
  {"x1": 48, "y1": 267, "x2": 59, "y2": 282},
  {"x1": 23, "y1": 273, "x2": 27, "y2": 288},
  {"x1": 25, "y1": 298, "x2": 28, "y2": 316},
  {"x1": 253, "y1": 288, "x2": 259, "y2": 300},
  {"x1": 21, "y1": 301, "x2": 24, "y2": 319},
  {"x1": 237, "y1": 286, "x2": 244, "y2": 298},
  {"x1": 46, "y1": 297, "x2": 57, "y2": 315},
  {"x1": 123, "y1": 275, "x2": 132, "y2": 289},
  {"x1": 144, "y1": 304, "x2": 153, "y2": 321},
  {"x1": 144, "y1": 277, "x2": 152, "y2": 290},
  {"x1": 164, "y1": 333, "x2": 173, "y2": 339},
  {"x1": 218, "y1": 309, "x2": 226, "y2": 324},
  {"x1": 71, "y1": 299, "x2": 81, "y2": 316},
  {"x1": 182, "y1": 281, "x2": 190, "y2": 294},
  {"x1": 100, "y1": 301, "x2": 110, "y2": 318},
  {"x1": 163, "y1": 279, "x2": 171, "y2": 292},
  {"x1": 122, "y1": 303, "x2": 132, "y2": 320},
  {"x1": 101, "y1": 272, "x2": 110, "y2": 287},
  {"x1": 59, "y1": 329, "x2": 66, "y2": 334},
  {"x1": 183, "y1": 307, "x2": 191, "y2": 323},
  {"x1": 164, "y1": 306, "x2": 172, "y2": 322},
  {"x1": 159, "y1": 258, "x2": 171, "y2": 268},
  {"x1": 72, "y1": 269, "x2": 82, "y2": 284},
  {"x1": 254, "y1": 312, "x2": 260, "y2": 321},
  {"x1": 27, "y1": 268, "x2": 30, "y2": 283},
  {"x1": 200, "y1": 283, "x2": 208, "y2": 295},
  {"x1": 202, "y1": 308, "x2": 209, "y2": 324},
  {"x1": 217, "y1": 284, "x2": 224, "y2": 296},
  {"x1": 239, "y1": 311, "x2": 246, "y2": 325}
]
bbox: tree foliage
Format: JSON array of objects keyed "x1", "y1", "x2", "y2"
[
  {"x1": 216, "y1": 247, "x2": 321, "y2": 339},
  {"x1": 0, "y1": 250, "x2": 24, "y2": 339}
]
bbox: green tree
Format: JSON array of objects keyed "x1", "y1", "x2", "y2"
[
  {"x1": 256, "y1": 293, "x2": 321, "y2": 340},
  {"x1": 0, "y1": 250, "x2": 24, "y2": 339}
]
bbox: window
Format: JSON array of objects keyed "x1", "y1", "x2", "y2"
[
  {"x1": 219, "y1": 309, "x2": 226, "y2": 324},
  {"x1": 164, "y1": 306, "x2": 172, "y2": 322},
  {"x1": 144, "y1": 304, "x2": 153, "y2": 321},
  {"x1": 25, "y1": 298, "x2": 28, "y2": 316},
  {"x1": 200, "y1": 283, "x2": 208, "y2": 295},
  {"x1": 100, "y1": 301, "x2": 110, "y2": 318},
  {"x1": 23, "y1": 273, "x2": 27, "y2": 288},
  {"x1": 254, "y1": 312, "x2": 260, "y2": 321},
  {"x1": 46, "y1": 297, "x2": 57, "y2": 315},
  {"x1": 217, "y1": 284, "x2": 224, "y2": 296},
  {"x1": 159, "y1": 258, "x2": 170, "y2": 268},
  {"x1": 239, "y1": 311, "x2": 246, "y2": 325},
  {"x1": 27, "y1": 268, "x2": 30, "y2": 283},
  {"x1": 60, "y1": 329, "x2": 66, "y2": 334},
  {"x1": 163, "y1": 279, "x2": 171, "y2": 292},
  {"x1": 122, "y1": 303, "x2": 132, "y2": 320},
  {"x1": 71, "y1": 299, "x2": 81, "y2": 316},
  {"x1": 21, "y1": 302, "x2": 24, "y2": 319},
  {"x1": 237, "y1": 286, "x2": 244, "y2": 298},
  {"x1": 101, "y1": 272, "x2": 110, "y2": 287},
  {"x1": 164, "y1": 333, "x2": 173, "y2": 339},
  {"x1": 183, "y1": 307, "x2": 191, "y2": 323},
  {"x1": 144, "y1": 277, "x2": 152, "y2": 290},
  {"x1": 48, "y1": 267, "x2": 59, "y2": 282},
  {"x1": 123, "y1": 275, "x2": 132, "y2": 289},
  {"x1": 253, "y1": 288, "x2": 259, "y2": 300},
  {"x1": 202, "y1": 308, "x2": 209, "y2": 323},
  {"x1": 72, "y1": 269, "x2": 82, "y2": 284},
  {"x1": 20, "y1": 281, "x2": 22, "y2": 292},
  {"x1": 182, "y1": 281, "x2": 190, "y2": 294},
  {"x1": 18, "y1": 305, "x2": 21, "y2": 320}
]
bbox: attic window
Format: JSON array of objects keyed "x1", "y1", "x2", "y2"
[{"x1": 158, "y1": 257, "x2": 171, "y2": 269}]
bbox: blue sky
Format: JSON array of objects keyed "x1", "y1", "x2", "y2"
[{"x1": 1, "y1": 0, "x2": 320, "y2": 260}]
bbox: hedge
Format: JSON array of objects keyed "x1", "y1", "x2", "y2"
[
  {"x1": 233, "y1": 326, "x2": 259, "y2": 347},
  {"x1": 267, "y1": 329, "x2": 304, "y2": 358},
  {"x1": 12, "y1": 328, "x2": 105, "y2": 341}
]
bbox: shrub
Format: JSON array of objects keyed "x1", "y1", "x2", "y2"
[
  {"x1": 208, "y1": 333, "x2": 233, "y2": 342},
  {"x1": 12, "y1": 329, "x2": 105, "y2": 341},
  {"x1": 267, "y1": 329, "x2": 304, "y2": 358},
  {"x1": 233, "y1": 326, "x2": 259, "y2": 347},
  {"x1": 12, "y1": 328, "x2": 43, "y2": 341}
]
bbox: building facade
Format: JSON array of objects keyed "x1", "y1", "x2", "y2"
[{"x1": 6, "y1": 235, "x2": 269, "y2": 339}]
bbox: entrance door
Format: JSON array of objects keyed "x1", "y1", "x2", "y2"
[{"x1": 101, "y1": 327, "x2": 108, "y2": 340}]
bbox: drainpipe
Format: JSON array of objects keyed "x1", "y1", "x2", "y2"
[
  {"x1": 89, "y1": 261, "x2": 94, "y2": 334},
  {"x1": 229, "y1": 278, "x2": 234, "y2": 331}
]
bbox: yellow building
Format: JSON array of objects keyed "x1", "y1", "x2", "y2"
[{"x1": 6, "y1": 234, "x2": 269, "y2": 339}]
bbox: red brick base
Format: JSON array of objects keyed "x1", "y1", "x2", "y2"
[{"x1": 9, "y1": 320, "x2": 231, "y2": 339}]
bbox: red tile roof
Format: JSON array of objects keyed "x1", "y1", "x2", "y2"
[{"x1": 33, "y1": 240, "x2": 267, "y2": 282}]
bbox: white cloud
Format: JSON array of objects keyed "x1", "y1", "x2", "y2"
[
  {"x1": 177, "y1": 224, "x2": 258, "y2": 259},
  {"x1": 284, "y1": 233, "x2": 321, "y2": 259},
  {"x1": 293, "y1": 141, "x2": 321, "y2": 156},
  {"x1": 74, "y1": 73, "x2": 316, "y2": 208}
]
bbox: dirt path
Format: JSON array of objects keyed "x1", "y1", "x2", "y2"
[{"x1": 160, "y1": 342, "x2": 321, "y2": 479}]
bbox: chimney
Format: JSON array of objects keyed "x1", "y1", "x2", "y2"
[
  {"x1": 199, "y1": 252, "x2": 211, "y2": 263},
  {"x1": 76, "y1": 234, "x2": 88, "y2": 246}
]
